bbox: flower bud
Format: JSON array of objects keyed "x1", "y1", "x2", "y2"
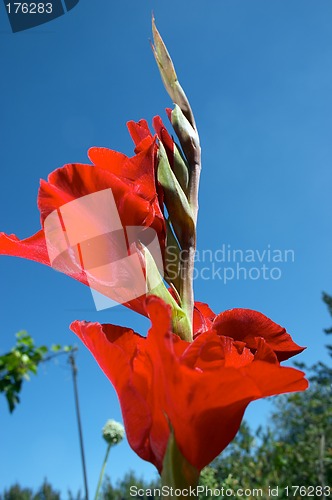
[
  {"x1": 169, "y1": 105, "x2": 200, "y2": 170},
  {"x1": 152, "y1": 16, "x2": 195, "y2": 129},
  {"x1": 153, "y1": 115, "x2": 189, "y2": 194}
]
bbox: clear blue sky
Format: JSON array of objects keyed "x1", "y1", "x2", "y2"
[{"x1": 1, "y1": 0, "x2": 332, "y2": 496}]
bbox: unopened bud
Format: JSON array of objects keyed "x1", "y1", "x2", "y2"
[
  {"x1": 152, "y1": 16, "x2": 195, "y2": 129},
  {"x1": 170, "y1": 105, "x2": 200, "y2": 169}
]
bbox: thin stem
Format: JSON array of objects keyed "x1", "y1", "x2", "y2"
[
  {"x1": 69, "y1": 352, "x2": 89, "y2": 500},
  {"x1": 179, "y1": 246, "x2": 195, "y2": 335},
  {"x1": 94, "y1": 443, "x2": 111, "y2": 500},
  {"x1": 179, "y1": 155, "x2": 201, "y2": 336}
]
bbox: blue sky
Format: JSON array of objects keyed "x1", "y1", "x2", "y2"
[{"x1": 1, "y1": 0, "x2": 332, "y2": 496}]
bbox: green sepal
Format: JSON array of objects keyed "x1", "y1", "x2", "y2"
[
  {"x1": 157, "y1": 142, "x2": 195, "y2": 250},
  {"x1": 161, "y1": 425, "x2": 200, "y2": 495}
]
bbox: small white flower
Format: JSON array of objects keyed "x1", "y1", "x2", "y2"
[{"x1": 102, "y1": 419, "x2": 125, "y2": 446}]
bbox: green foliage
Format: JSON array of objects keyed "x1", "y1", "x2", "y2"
[
  {"x1": 1, "y1": 480, "x2": 60, "y2": 500},
  {"x1": 208, "y1": 423, "x2": 263, "y2": 497},
  {"x1": 269, "y1": 378, "x2": 332, "y2": 490},
  {"x1": 67, "y1": 491, "x2": 83, "y2": 500},
  {"x1": 32, "y1": 480, "x2": 60, "y2": 500},
  {"x1": 2, "y1": 483, "x2": 33, "y2": 500},
  {"x1": 0, "y1": 331, "x2": 46, "y2": 412},
  {"x1": 0, "y1": 331, "x2": 72, "y2": 412}
]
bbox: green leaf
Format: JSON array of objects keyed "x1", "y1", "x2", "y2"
[{"x1": 51, "y1": 344, "x2": 62, "y2": 352}]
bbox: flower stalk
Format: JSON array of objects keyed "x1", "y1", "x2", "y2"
[
  {"x1": 94, "y1": 443, "x2": 111, "y2": 500},
  {"x1": 94, "y1": 420, "x2": 124, "y2": 500}
]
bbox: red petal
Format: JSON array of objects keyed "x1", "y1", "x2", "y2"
[
  {"x1": 183, "y1": 363, "x2": 307, "y2": 470},
  {"x1": 71, "y1": 308, "x2": 172, "y2": 471},
  {"x1": 0, "y1": 229, "x2": 89, "y2": 287},
  {"x1": 242, "y1": 359, "x2": 308, "y2": 399},
  {"x1": 71, "y1": 320, "x2": 156, "y2": 461},
  {"x1": 38, "y1": 163, "x2": 162, "y2": 233},
  {"x1": 213, "y1": 308, "x2": 305, "y2": 361},
  {"x1": 88, "y1": 135, "x2": 156, "y2": 192},
  {"x1": 87, "y1": 149, "x2": 128, "y2": 176},
  {"x1": 0, "y1": 230, "x2": 50, "y2": 266},
  {"x1": 166, "y1": 108, "x2": 172, "y2": 122},
  {"x1": 193, "y1": 301, "x2": 216, "y2": 336},
  {"x1": 153, "y1": 115, "x2": 174, "y2": 167},
  {"x1": 127, "y1": 119, "x2": 152, "y2": 148}
]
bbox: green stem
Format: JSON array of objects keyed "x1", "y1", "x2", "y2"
[
  {"x1": 94, "y1": 444, "x2": 111, "y2": 500},
  {"x1": 179, "y1": 245, "x2": 195, "y2": 337},
  {"x1": 69, "y1": 352, "x2": 89, "y2": 500},
  {"x1": 179, "y1": 160, "x2": 201, "y2": 339}
]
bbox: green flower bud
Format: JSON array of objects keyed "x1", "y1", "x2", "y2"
[
  {"x1": 170, "y1": 105, "x2": 200, "y2": 170},
  {"x1": 152, "y1": 16, "x2": 195, "y2": 129}
]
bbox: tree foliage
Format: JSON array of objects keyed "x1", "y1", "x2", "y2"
[
  {"x1": 1, "y1": 480, "x2": 60, "y2": 500},
  {"x1": 0, "y1": 331, "x2": 72, "y2": 412}
]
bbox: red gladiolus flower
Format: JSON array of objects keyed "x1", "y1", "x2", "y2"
[
  {"x1": 0, "y1": 126, "x2": 166, "y2": 315},
  {"x1": 71, "y1": 296, "x2": 307, "y2": 473}
]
